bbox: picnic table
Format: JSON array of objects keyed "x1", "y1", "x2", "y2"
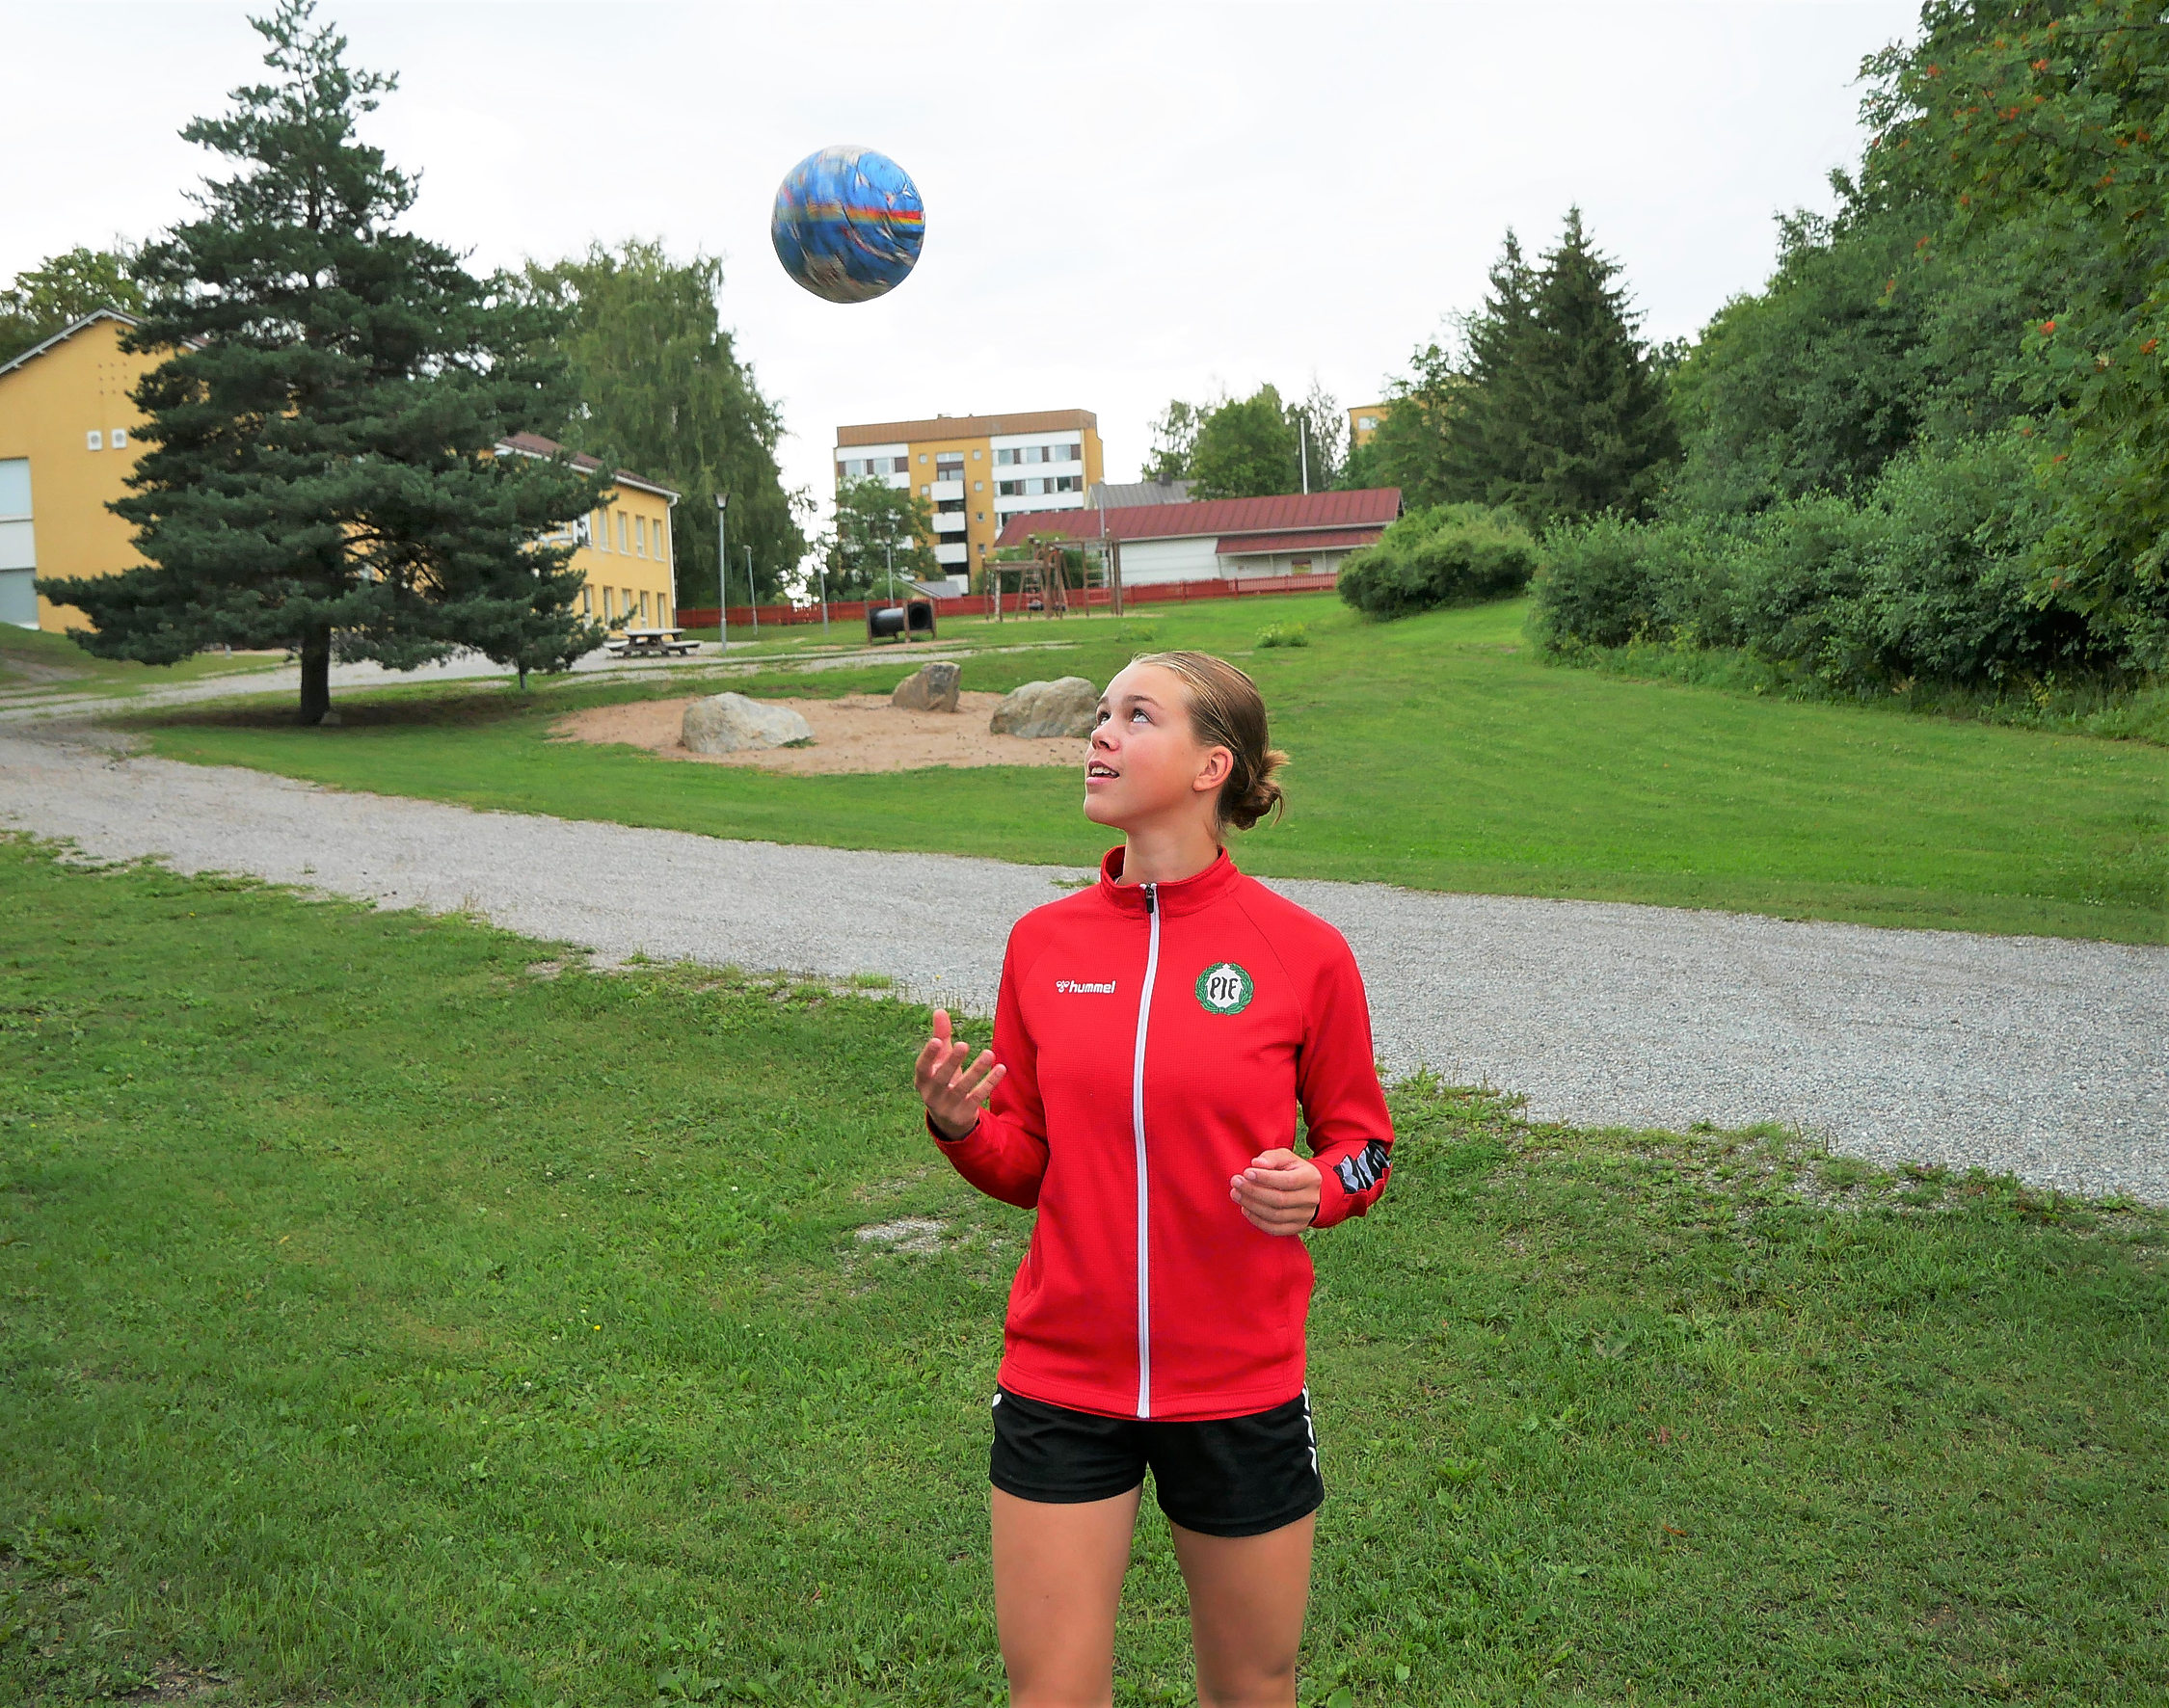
[{"x1": 605, "y1": 627, "x2": 701, "y2": 658}]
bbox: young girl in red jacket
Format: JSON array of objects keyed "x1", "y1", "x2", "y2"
[{"x1": 914, "y1": 650, "x2": 1394, "y2": 1708}]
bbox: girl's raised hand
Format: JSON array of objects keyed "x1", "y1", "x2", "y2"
[
  {"x1": 914, "y1": 1008, "x2": 1005, "y2": 1141},
  {"x1": 1231, "y1": 1148, "x2": 1322, "y2": 1235}
]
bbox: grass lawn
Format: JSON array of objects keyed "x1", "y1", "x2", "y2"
[
  {"x1": 4, "y1": 840, "x2": 2165, "y2": 1705},
  {"x1": 133, "y1": 595, "x2": 2167, "y2": 945},
  {"x1": 0, "y1": 624, "x2": 283, "y2": 699}
]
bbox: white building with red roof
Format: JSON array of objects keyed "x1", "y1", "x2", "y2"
[{"x1": 994, "y1": 488, "x2": 1401, "y2": 585}]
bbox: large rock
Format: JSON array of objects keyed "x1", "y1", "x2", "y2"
[
  {"x1": 990, "y1": 676, "x2": 1098, "y2": 738},
  {"x1": 681, "y1": 692, "x2": 814, "y2": 755},
  {"x1": 891, "y1": 660, "x2": 961, "y2": 713}
]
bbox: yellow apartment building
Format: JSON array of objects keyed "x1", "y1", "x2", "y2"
[
  {"x1": 833, "y1": 409, "x2": 1103, "y2": 589},
  {"x1": 497, "y1": 434, "x2": 680, "y2": 631},
  {"x1": 1349, "y1": 402, "x2": 1391, "y2": 448},
  {"x1": 0, "y1": 318, "x2": 678, "y2": 635},
  {"x1": 0, "y1": 310, "x2": 158, "y2": 630}
]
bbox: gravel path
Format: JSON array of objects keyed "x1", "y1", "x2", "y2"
[{"x1": 4, "y1": 722, "x2": 2162, "y2": 1204}]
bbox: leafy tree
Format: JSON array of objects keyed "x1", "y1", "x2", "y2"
[
  {"x1": 1144, "y1": 400, "x2": 1203, "y2": 486},
  {"x1": 518, "y1": 241, "x2": 806, "y2": 604},
  {"x1": 1190, "y1": 386, "x2": 1299, "y2": 497},
  {"x1": 1147, "y1": 383, "x2": 1343, "y2": 498},
  {"x1": 1861, "y1": 0, "x2": 2169, "y2": 668},
  {"x1": 820, "y1": 477, "x2": 936, "y2": 600},
  {"x1": 41, "y1": 1, "x2": 601, "y2": 723},
  {"x1": 1362, "y1": 336, "x2": 1464, "y2": 505},
  {"x1": 0, "y1": 247, "x2": 144, "y2": 364}
]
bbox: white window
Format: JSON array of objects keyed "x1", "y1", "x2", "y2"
[
  {"x1": 635, "y1": 516, "x2": 647, "y2": 558},
  {"x1": 918, "y1": 452, "x2": 928, "y2": 465},
  {"x1": 972, "y1": 448, "x2": 982, "y2": 460},
  {"x1": 580, "y1": 585, "x2": 592, "y2": 614},
  {"x1": 994, "y1": 448, "x2": 1014, "y2": 466},
  {"x1": 86, "y1": 431, "x2": 102, "y2": 451},
  {"x1": 655, "y1": 522, "x2": 668, "y2": 566},
  {"x1": 618, "y1": 514, "x2": 628, "y2": 553},
  {"x1": 110, "y1": 427, "x2": 129, "y2": 449}
]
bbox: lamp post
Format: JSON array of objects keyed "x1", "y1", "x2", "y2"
[
  {"x1": 817, "y1": 555, "x2": 829, "y2": 637},
  {"x1": 745, "y1": 545, "x2": 758, "y2": 637},
  {"x1": 714, "y1": 493, "x2": 729, "y2": 655}
]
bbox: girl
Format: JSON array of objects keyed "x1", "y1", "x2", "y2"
[{"x1": 913, "y1": 650, "x2": 1395, "y2": 1708}]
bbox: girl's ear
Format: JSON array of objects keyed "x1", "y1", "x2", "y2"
[{"x1": 1192, "y1": 745, "x2": 1235, "y2": 794}]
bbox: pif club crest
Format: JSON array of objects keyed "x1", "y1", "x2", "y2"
[{"x1": 1194, "y1": 962, "x2": 1255, "y2": 1016}]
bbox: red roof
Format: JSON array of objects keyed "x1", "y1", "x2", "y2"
[
  {"x1": 1216, "y1": 527, "x2": 1383, "y2": 557},
  {"x1": 995, "y1": 488, "x2": 1399, "y2": 547},
  {"x1": 497, "y1": 432, "x2": 680, "y2": 500}
]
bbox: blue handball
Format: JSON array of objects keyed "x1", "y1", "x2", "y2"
[{"x1": 771, "y1": 146, "x2": 924, "y2": 305}]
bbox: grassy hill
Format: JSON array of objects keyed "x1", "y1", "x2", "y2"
[{"x1": 128, "y1": 596, "x2": 2167, "y2": 944}]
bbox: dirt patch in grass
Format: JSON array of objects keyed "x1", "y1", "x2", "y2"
[{"x1": 549, "y1": 691, "x2": 1088, "y2": 775}]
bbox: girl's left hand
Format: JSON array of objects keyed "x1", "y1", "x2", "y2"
[{"x1": 1231, "y1": 1149, "x2": 1322, "y2": 1235}]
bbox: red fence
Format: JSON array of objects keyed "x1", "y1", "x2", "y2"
[{"x1": 678, "y1": 571, "x2": 1338, "y2": 632}]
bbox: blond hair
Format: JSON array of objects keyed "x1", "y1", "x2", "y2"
[{"x1": 1129, "y1": 650, "x2": 1288, "y2": 834}]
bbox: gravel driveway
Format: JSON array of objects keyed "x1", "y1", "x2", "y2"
[{"x1": 4, "y1": 722, "x2": 2162, "y2": 1204}]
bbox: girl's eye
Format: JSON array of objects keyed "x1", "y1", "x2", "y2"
[
  {"x1": 1093, "y1": 708, "x2": 1110, "y2": 725},
  {"x1": 1130, "y1": 707, "x2": 1150, "y2": 724}
]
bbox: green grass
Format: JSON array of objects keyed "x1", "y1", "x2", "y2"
[
  {"x1": 0, "y1": 624, "x2": 283, "y2": 698},
  {"x1": 133, "y1": 596, "x2": 2168, "y2": 944},
  {"x1": 3, "y1": 841, "x2": 2167, "y2": 1706}
]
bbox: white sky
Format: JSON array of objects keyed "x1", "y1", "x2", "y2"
[{"x1": 3, "y1": 1, "x2": 1921, "y2": 540}]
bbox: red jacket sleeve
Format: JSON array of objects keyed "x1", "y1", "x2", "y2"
[
  {"x1": 1297, "y1": 935, "x2": 1395, "y2": 1228},
  {"x1": 928, "y1": 935, "x2": 1049, "y2": 1209}
]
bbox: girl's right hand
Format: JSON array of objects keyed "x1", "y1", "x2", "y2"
[{"x1": 915, "y1": 1008, "x2": 1006, "y2": 1141}]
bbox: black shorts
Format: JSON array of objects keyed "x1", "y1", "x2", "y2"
[{"x1": 988, "y1": 1385, "x2": 1324, "y2": 1538}]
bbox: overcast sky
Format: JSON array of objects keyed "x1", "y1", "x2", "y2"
[{"x1": 3, "y1": 1, "x2": 1922, "y2": 539}]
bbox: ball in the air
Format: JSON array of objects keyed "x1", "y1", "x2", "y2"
[{"x1": 771, "y1": 147, "x2": 924, "y2": 304}]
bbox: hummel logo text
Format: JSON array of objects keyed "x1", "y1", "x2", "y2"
[{"x1": 1055, "y1": 979, "x2": 1118, "y2": 995}]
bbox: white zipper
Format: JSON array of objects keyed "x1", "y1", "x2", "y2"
[{"x1": 1131, "y1": 880, "x2": 1162, "y2": 1419}]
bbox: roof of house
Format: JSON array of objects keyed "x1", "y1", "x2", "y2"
[
  {"x1": 1215, "y1": 527, "x2": 1384, "y2": 557},
  {"x1": 496, "y1": 432, "x2": 680, "y2": 501},
  {"x1": 996, "y1": 487, "x2": 1401, "y2": 548},
  {"x1": 837, "y1": 408, "x2": 1096, "y2": 448},
  {"x1": 0, "y1": 308, "x2": 144, "y2": 382},
  {"x1": 1090, "y1": 479, "x2": 1194, "y2": 509}
]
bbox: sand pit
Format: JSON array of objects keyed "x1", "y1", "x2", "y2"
[{"x1": 551, "y1": 692, "x2": 1091, "y2": 776}]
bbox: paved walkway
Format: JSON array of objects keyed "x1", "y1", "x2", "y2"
[{"x1": 3, "y1": 722, "x2": 2162, "y2": 1204}]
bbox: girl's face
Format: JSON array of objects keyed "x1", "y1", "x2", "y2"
[{"x1": 1084, "y1": 663, "x2": 1232, "y2": 833}]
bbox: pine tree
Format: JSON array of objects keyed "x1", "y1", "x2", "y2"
[
  {"x1": 1515, "y1": 209, "x2": 1679, "y2": 521},
  {"x1": 41, "y1": 1, "x2": 603, "y2": 723}
]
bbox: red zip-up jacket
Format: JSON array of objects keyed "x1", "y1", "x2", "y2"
[{"x1": 933, "y1": 845, "x2": 1394, "y2": 1422}]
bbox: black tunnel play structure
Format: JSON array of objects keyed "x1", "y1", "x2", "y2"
[{"x1": 867, "y1": 599, "x2": 937, "y2": 642}]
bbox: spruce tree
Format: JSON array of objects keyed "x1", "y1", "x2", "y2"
[
  {"x1": 1516, "y1": 209, "x2": 1679, "y2": 520},
  {"x1": 1434, "y1": 230, "x2": 1541, "y2": 507},
  {"x1": 41, "y1": 0, "x2": 602, "y2": 723}
]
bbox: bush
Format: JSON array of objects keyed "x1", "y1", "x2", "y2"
[
  {"x1": 1338, "y1": 504, "x2": 1539, "y2": 619},
  {"x1": 1532, "y1": 433, "x2": 2130, "y2": 695},
  {"x1": 1256, "y1": 622, "x2": 1309, "y2": 648}
]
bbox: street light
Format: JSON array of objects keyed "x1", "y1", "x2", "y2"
[{"x1": 714, "y1": 493, "x2": 729, "y2": 655}]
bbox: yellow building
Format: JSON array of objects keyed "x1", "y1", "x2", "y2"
[
  {"x1": 833, "y1": 409, "x2": 1104, "y2": 589},
  {"x1": 0, "y1": 310, "x2": 158, "y2": 630},
  {"x1": 1348, "y1": 402, "x2": 1391, "y2": 448},
  {"x1": 0, "y1": 318, "x2": 678, "y2": 635},
  {"x1": 497, "y1": 434, "x2": 680, "y2": 631}
]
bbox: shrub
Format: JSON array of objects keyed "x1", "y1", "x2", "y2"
[
  {"x1": 1338, "y1": 504, "x2": 1539, "y2": 619},
  {"x1": 1256, "y1": 622, "x2": 1309, "y2": 648},
  {"x1": 1533, "y1": 433, "x2": 2132, "y2": 695}
]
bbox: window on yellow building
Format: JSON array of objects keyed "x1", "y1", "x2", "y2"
[
  {"x1": 640, "y1": 591, "x2": 651, "y2": 625},
  {"x1": 86, "y1": 431, "x2": 102, "y2": 451},
  {"x1": 656, "y1": 525, "x2": 668, "y2": 566},
  {"x1": 111, "y1": 428, "x2": 129, "y2": 448},
  {"x1": 635, "y1": 516, "x2": 646, "y2": 558},
  {"x1": 580, "y1": 586, "x2": 592, "y2": 614}
]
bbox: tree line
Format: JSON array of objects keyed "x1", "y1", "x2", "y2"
[
  {"x1": 8, "y1": 1, "x2": 803, "y2": 721},
  {"x1": 1339, "y1": 0, "x2": 2163, "y2": 712}
]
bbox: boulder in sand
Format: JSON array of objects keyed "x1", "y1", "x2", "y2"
[
  {"x1": 682, "y1": 692, "x2": 815, "y2": 754},
  {"x1": 891, "y1": 660, "x2": 961, "y2": 712},
  {"x1": 990, "y1": 676, "x2": 1098, "y2": 738}
]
